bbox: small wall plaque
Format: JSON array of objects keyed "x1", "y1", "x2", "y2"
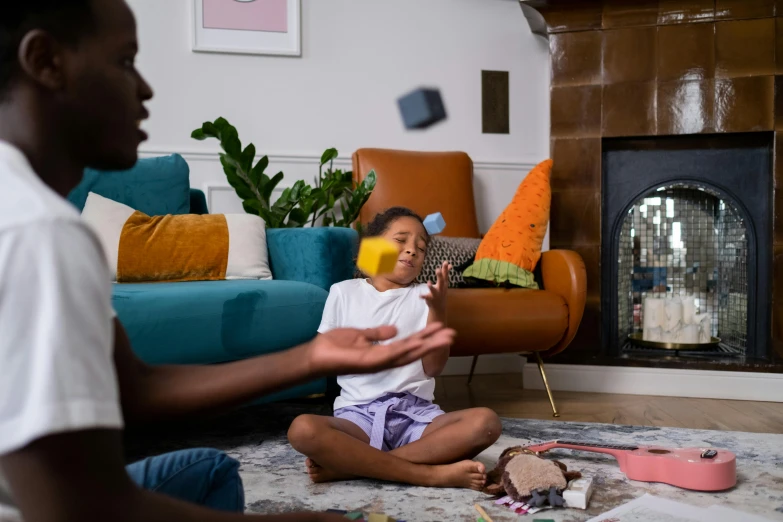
[{"x1": 482, "y1": 70, "x2": 509, "y2": 134}]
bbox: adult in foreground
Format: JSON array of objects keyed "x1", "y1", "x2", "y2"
[{"x1": 0, "y1": 1, "x2": 456, "y2": 521}]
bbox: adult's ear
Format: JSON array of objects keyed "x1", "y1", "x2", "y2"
[{"x1": 17, "y1": 29, "x2": 68, "y2": 92}]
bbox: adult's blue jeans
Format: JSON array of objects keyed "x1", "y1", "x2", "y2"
[{"x1": 126, "y1": 448, "x2": 245, "y2": 512}]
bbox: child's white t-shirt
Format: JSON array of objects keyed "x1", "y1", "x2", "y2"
[{"x1": 318, "y1": 278, "x2": 435, "y2": 410}]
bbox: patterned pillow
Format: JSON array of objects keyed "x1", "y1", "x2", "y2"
[{"x1": 417, "y1": 237, "x2": 482, "y2": 288}]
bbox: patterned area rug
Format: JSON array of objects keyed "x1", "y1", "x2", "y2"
[{"x1": 125, "y1": 400, "x2": 783, "y2": 522}]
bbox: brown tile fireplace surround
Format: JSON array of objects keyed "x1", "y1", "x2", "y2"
[{"x1": 519, "y1": 0, "x2": 783, "y2": 371}]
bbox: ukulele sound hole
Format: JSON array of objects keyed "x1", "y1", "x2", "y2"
[{"x1": 648, "y1": 449, "x2": 671, "y2": 455}]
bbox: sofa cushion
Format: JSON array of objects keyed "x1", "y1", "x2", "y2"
[
  {"x1": 67, "y1": 154, "x2": 190, "y2": 215},
  {"x1": 267, "y1": 227, "x2": 358, "y2": 291},
  {"x1": 113, "y1": 279, "x2": 327, "y2": 365},
  {"x1": 446, "y1": 288, "x2": 568, "y2": 357}
]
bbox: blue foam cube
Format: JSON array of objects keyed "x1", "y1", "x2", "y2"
[
  {"x1": 397, "y1": 88, "x2": 447, "y2": 129},
  {"x1": 423, "y1": 212, "x2": 446, "y2": 235}
]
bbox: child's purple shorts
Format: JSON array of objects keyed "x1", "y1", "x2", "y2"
[{"x1": 334, "y1": 392, "x2": 445, "y2": 451}]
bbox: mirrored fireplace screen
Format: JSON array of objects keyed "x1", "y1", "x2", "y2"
[{"x1": 617, "y1": 183, "x2": 748, "y2": 354}]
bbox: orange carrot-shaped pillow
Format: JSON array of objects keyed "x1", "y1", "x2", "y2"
[{"x1": 462, "y1": 159, "x2": 552, "y2": 288}]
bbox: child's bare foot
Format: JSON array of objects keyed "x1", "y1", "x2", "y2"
[
  {"x1": 304, "y1": 458, "x2": 485, "y2": 490},
  {"x1": 428, "y1": 460, "x2": 486, "y2": 490},
  {"x1": 305, "y1": 457, "x2": 355, "y2": 483}
]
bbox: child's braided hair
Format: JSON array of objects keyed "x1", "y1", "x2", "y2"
[{"x1": 363, "y1": 206, "x2": 430, "y2": 243}]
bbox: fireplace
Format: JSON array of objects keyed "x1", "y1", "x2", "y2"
[
  {"x1": 518, "y1": 0, "x2": 783, "y2": 368},
  {"x1": 602, "y1": 134, "x2": 772, "y2": 359}
]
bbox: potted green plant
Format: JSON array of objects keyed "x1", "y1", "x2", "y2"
[
  {"x1": 308, "y1": 147, "x2": 375, "y2": 228},
  {"x1": 191, "y1": 117, "x2": 375, "y2": 229}
]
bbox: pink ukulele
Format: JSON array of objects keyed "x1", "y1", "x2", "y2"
[{"x1": 524, "y1": 440, "x2": 736, "y2": 492}]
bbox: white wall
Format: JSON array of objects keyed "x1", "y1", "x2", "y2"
[{"x1": 130, "y1": 0, "x2": 550, "y2": 233}]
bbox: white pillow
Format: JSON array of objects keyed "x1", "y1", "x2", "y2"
[{"x1": 80, "y1": 192, "x2": 272, "y2": 282}]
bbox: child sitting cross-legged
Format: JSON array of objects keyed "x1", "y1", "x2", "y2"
[{"x1": 287, "y1": 207, "x2": 501, "y2": 490}]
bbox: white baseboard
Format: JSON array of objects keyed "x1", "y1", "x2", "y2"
[
  {"x1": 441, "y1": 354, "x2": 526, "y2": 376},
  {"x1": 521, "y1": 362, "x2": 783, "y2": 403},
  {"x1": 441, "y1": 355, "x2": 783, "y2": 402}
]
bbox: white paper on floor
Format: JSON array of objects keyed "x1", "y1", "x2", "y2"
[{"x1": 585, "y1": 493, "x2": 777, "y2": 522}]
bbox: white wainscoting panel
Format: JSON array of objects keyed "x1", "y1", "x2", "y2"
[{"x1": 139, "y1": 148, "x2": 539, "y2": 237}]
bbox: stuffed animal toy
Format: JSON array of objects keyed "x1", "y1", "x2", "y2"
[{"x1": 483, "y1": 446, "x2": 582, "y2": 508}]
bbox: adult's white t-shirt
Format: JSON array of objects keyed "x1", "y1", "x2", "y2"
[
  {"x1": 318, "y1": 278, "x2": 434, "y2": 410},
  {"x1": 0, "y1": 141, "x2": 123, "y2": 521}
]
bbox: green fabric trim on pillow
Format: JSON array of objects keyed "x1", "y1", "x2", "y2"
[{"x1": 462, "y1": 258, "x2": 539, "y2": 289}]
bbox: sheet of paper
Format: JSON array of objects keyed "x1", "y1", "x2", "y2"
[
  {"x1": 705, "y1": 505, "x2": 776, "y2": 522},
  {"x1": 586, "y1": 494, "x2": 713, "y2": 522}
]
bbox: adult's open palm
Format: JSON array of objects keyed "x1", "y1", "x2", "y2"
[{"x1": 308, "y1": 323, "x2": 456, "y2": 376}]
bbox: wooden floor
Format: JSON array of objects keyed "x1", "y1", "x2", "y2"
[{"x1": 434, "y1": 374, "x2": 783, "y2": 434}]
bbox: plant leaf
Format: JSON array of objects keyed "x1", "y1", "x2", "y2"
[
  {"x1": 287, "y1": 208, "x2": 308, "y2": 227},
  {"x1": 191, "y1": 129, "x2": 206, "y2": 140},
  {"x1": 219, "y1": 153, "x2": 240, "y2": 169},
  {"x1": 242, "y1": 201, "x2": 260, "y2": 216},
  {"x1": 261, "y1": 171, "x2": 284, "y2": 203},
  {"x1": 290, "y1": 180, "x2": 305, "y2": 200},
  {"x1": 320, "y1": 148, "x2": 338, "y2": 166},
  {"x1": 240, "y1": 144, "x2": 255, "y2": 174},
  {"x1": 214, "y1": 117, "x2": 230, "y2": 132},
  {"x1": 309, "y1": 187, "x2": 323, "y2": 202},
  {"x1": 220, "y1": 156, "x2": 255, "y2": 201},
  {"x1": 220, "y1": 123, "x2": 241, "y2": 158},
  {"x1": 203, "y1": 121, "x2": 218, "y2": 136},
  {"x1": 228, "y1": 176, "x2": 256, "y2": 201},
  {"x1": 258, "y1": 209, "x2": 274, "y2": 226},
  {"x1": 250, "y1": 170, "x2": 267, "y2": 194},
  {"x1": 224, "y1": 136, "x2": 241, "y2": 159},
  {"x1": 250, "y1": 155, "x2": 270, "y2": 187},
  {"x1": 273, "y1": 188, "x2": 292, "y2": 210},
  {"x1": 364, "y1": 169, "x2": 377, "y2": 189}
]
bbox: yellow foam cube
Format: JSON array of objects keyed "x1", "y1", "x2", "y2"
[
  {"x1": 357, "y1": 238, "x2": 398, "y2": 276},
  {"x1": 367, "y1": 514, "x2": 393, "y2": 522}
]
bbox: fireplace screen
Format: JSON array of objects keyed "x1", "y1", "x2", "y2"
[{"x1": 617, "y1": 184, "x2": 748, "y2": 355}]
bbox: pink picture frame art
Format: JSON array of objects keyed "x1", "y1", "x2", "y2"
[{"x1": 193, "y1": 0, "x2": 301, "y2": 57}]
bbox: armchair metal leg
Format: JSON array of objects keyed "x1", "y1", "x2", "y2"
[
  {"x1": 518, "y1": 354, "x2": 526, "y2": 388},
  {"x1": 467, "y1": 355, "x2": 479, "y2": 385},
  {"x1": 536, "y1": 352, "x2": 560, "y2": 418}
]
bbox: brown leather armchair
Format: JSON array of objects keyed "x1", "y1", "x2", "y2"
[{"x1": 353, "y1": 148, "x2": 587, "y2": 417}]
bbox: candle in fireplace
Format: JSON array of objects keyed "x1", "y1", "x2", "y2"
[{"x1": 642, "y1": 296, "x2": 710, "y2": 344}]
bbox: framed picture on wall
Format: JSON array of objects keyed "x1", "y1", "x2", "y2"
[{"x1": 192, "y1": 0, "x2": 301, "y2": 57}]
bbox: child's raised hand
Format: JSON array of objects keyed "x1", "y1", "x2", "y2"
[{"x1": 421, "y1": 260, "x2": 451, "y2": 314}]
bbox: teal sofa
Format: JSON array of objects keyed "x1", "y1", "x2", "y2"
[{"x1": 68, "y1": 155, "x2": 358, "y2": 402}]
